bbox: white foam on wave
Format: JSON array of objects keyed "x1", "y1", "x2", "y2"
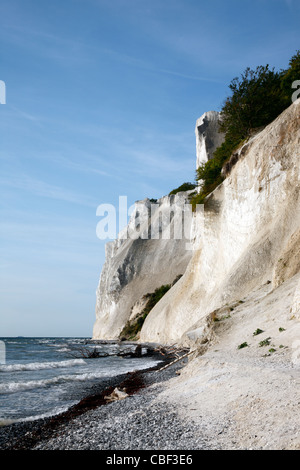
[
  {"x1": 0, "y1": 358, "x2": 160, "y2": 395},
  {"x1": 0, "y1": 370, "x2": 106, "y2": 394},
  {"x1": 0, "y1": 358, "x2": 86, "y2": 373},
  {"x1": 0, "y1": 404, "x2": 73, "y2": 426}
]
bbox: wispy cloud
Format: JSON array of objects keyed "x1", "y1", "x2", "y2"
[
  {"x1": 1, "y1": 22, "x2": 90, "y2": 65},
  {"x1": 97, "y1": 45, "x2": 221, "y2": 83},
  {"x1": 0, "y1": 173, "x2": 96, "y2": 207},
  {"x1": 45, "y1": 152, "x2": 112, "y2": 178},
  {"x1": 129, "y1": 148, "x2": 194, "y2": 176},
  {"x1": 159, "y1": 68, "x2": 223, "y2": 83},
  {"x1": 8, "y1": 105, "x2": 44, "y2": 125},
  {"x1": 37, "y1": 115, "x2": 196, "y2": 179},
  {"x1": 0, "y1": 220, "x2": 91, "y2": 243}
]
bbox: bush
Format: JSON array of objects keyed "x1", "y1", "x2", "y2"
[
  {"x1": 280, "y1": 50, "x2": 300, "y2": 105},
  {"x1": 169, "y1": 182, "x2": 196, "y2": 195},
  {"x1": 191, "y1": 137, "x2": 241, "y2": 209},
  {"x1": 220, "y1": 65, "x2": 287, "y2": 142},
  {"x1": 253, "y1": 328, "x2": 264, "y2": 336},
  {"x1": 119, "y1": 284, "x2": 172, "y2": 340},
  {"x1": 259, "y1": 337, "x2": 271, "y2": 347}
]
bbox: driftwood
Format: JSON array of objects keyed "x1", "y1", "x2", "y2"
[
  {"x1": 154, "y1": 344, "x2": 189, "y2": 355},
  {"x1": 66, "y1": 346, "x2": 103, "y2": 359},
  {"x1": 157, "y1": 349, "x2": 196, "y2": 372}
]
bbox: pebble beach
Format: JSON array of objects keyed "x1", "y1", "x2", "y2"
[{"x1": 0, "y1": 351, "x2": 210, "y2": 451}]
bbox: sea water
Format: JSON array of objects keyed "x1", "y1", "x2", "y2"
[{"x1": 0, "y1": 337, "x2": 159, "y2": 425}]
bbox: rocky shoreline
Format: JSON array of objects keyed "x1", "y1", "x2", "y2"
[
  {"x1": 0, "y1": 347, "x2": 203, "y2": 451},
  {"x1": 2, "y1": 316, "x2": 299, "y2": 452}
]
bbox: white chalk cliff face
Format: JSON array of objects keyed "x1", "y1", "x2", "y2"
[
  {"x1": 93, "y1": 193, "x2": 194, "y2": 339},
  {"x1": 93, "y1": 100, "x2": 300, "y2": 346},
  {"x1": 195, "y1": 111, "x2": 225, "y2": 168},
  {"x1": 93, "y1": 111, "x2": 224, "y2": 340},
  {"x1": 140, "y1": 99, "x2": 300, "y2": 345}
]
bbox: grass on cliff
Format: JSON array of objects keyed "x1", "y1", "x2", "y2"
[{"x1": 119, "y1": 284, "x2": 172, "y2": 341}]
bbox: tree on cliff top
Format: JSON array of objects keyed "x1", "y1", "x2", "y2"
[
  {"x1": 219, "y1": 64, "x2": 287, "y2": 142},
  {"x1": 192, "y1": 57, "x2": 298, "y2": 207},
  {"x1": 280, "y1": 50, "x2": 300, "y2": 104},
  {"x1": 191, "y1": 51, "x2": 300, "y2": 208}
]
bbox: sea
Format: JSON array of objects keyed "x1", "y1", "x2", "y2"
[{"x1": 0, "y1": 337, "x2": 160, "y2": 426}]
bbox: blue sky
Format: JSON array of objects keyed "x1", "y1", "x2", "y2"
[{"x1": 0, "y1": 0, "x2": 299, "y2": 337}]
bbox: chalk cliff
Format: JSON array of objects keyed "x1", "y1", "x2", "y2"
[
  {"x1": 195, "y1": 111, "x2": 225, "y2": 168},
  {"x1": 93, "y1": 193, "x2": 194, "y2": 339},
  {"x1": 93, "y1": 111, "x2": 224, "y2": 340},
  {"x1": 93, "y1": 100, "x2": 300, "y2": 347},
  {"x1": 140, "y1": 99, "x2": 300, "y2": 345}
]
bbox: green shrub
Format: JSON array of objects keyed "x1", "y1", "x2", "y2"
[
  {"x1": 259, "y1": 337, "x2": 271, "y2": 347},
  {"x1": 253, "y1": 328, "x2": 264, "y2": 336},
  {"x1": 192, "y1": 137, "x2": 241, "y2": 208},
  {"x1": 119, "y1": 284, "x2": 172, "y2": 340},
  {"x1": 280, "y1": 50, "x2": 300, "y2": 105},
  {"x1": 169, "y1": 182, "x2": 196, "y2": 195},
  {"x1": 189, "y1": 190, "x2": 206, "y2": 210},
  {"x1": 220, "y1": 65, "x2": 287, "y2": 142}
]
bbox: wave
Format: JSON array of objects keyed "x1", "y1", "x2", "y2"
[
  {"x1": 0, "y1": 358, "x2": 160, "y2": 395},
  {"x1": 0, "y1": 370, "x2": 108, "y2": 394},
  {"x1": 0, "y1": 358, "x2": 86, "y2": 373},
  {"x1": 0, "y1": 404, "x2": 73, "y2": 426}
]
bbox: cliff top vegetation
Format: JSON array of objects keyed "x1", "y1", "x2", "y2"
[{"x1": 190, "y1": 49, "x2": 300, "y2": 209}]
